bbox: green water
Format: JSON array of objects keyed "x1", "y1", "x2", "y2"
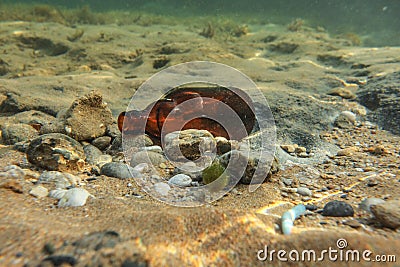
[{"x1": 0, "y1": 0, "x2": 399, "y2": 46}]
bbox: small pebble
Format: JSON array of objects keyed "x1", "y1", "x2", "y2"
[
  {"x1": 296, "y1": 187, "x2": 312, "y2": 197},
  {"x1": 336, "y1": 147, "x2": 356, "y2": 156},
  {"x1": 168, "y1": 174, "x2": 192, "y2": 187},
  {"x1": 153, "y1": 182, "x2": 170, "y2": 196},
  {"x1": 322, "y1": 200, "x2": 354, "y2": 217},
  {"x1": 29, "y1": 185, "x2": 49, "y2": 198}
]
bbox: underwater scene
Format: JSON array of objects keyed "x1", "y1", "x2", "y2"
[{"x1": 0, "y1": 0, "x2": 399, "y2": 266}]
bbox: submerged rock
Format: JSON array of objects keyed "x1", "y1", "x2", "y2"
[
  {"x1": 322, "y1": 200, "x2": 354, "y2": 217},
  {"x1": 370, "y1": 200, "x2": 400, "y2": 229},
  {"x1": 168, "y1": 174, "x2": 192, "y2": 187},
  {"x1": 1, "y1": 123, "x2": 38, "y2": 145},
  {"x1": 40, "y1": 91, "x2": 114, "y2": 141},
  {"x1": 101, "y1": 162, "x2": 141, "y2": 179},
  {"x1": 27, "y1": 133, "x2": 85, "y2": 171},
  {"x1": 58, "y1": 188, "x2": 92, "y2": 207},
  {"x1": 164, "y1": 129, "x2": 216, "y2": 161},
  {"x1": 38, "y1": 171, "x2": 81, "y2": 189}
]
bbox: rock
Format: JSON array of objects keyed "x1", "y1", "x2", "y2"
[
  {"x1": 130, "y1": 151, "x2": 166, "y2": 167},
  {"x1": 101, "y1": 162, "x2": 141, "y2": 179},
  {"x1": 95, "y1": 154, "x2": 113, "y2": 168},
  {"x1": 91, "y1": 136, "x2": 112, "y2": 150},
  {"x1": 357, "y1": 72, "x2": 400, "y2": 135},
  {"x1": 359, "y1": 198, "x2": 386, "y2": 213},
  {"x1": 0, "y1": 165, "x2": 25, "y2": 179},
  {"x1": 202, "y1": 160, "x2": 229, "y2": 187},
  {"x1": 215, "y1": 137, "x2": 232, "y2": 155},
  {"x1": 61, "y1": 91, "x2": 114, "y2": 141},
  {"x1": 168, "y1": 174, "x2": 192, "y2": 187},
  {"x1": 220, "y1": 149, "x2": 279, "y2": 184},
  {"x1": 153, "y1": 182, "x2": 170, "y2": 196},
  {"x1": 281, "y1": 144, "x2": 296, "y2": 153},
  {"x1": 38, "y1": 171, "x2": 81, "y2": 189},
  {"x1": 174, "y1": 161, "x2": 203, "y2": 181},
  {"x1": 1, "y1": 123, "x2": 38, "y2": 145},
  {"x1": 322, "y1": 200, "x2": 354, "y2": 217},
  {"x1": 84, "y1": 144, "x2": 103, "y2": 165},
  {"x1": 106, "y1": 123, "x2": 120, "y2": 139},
  {"x1": 336, "y1": 147, "x2": 356, "y2": 156},
  {"x1": 334, "y1": 111, "x2": 356, "y2": 128},
  {"x1": 370, "y1": 200, "x2": 400, "y2": 229},
  {"x1": 27, "y1": 133, "x2": 85, "y2": 171},
  {"x1": 58, "y1": 188, "x2": 91, "y2": 207},
  {"x1": 164, "y1": 129, "x2": 216, "y2": 161},
  {"x1": 281, "y1": 178, "x2": 293, "y2": 186},
  {"x1": 296, "y1": 187, "x2": 312, "y2": 196},
  {"x1": 29, "y1": 185, "x2": 48, "y2": 198},
  {"x1": 328, "y1": 87, "x2": 356, "y2": 99},
  {"x1": 5, "y1": 110, "x2": 56, "y2": 126}
]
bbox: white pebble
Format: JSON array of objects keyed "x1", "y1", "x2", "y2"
[
  {"x1": 58, "y1": 188, "x2": 91, "y2": 207},
  {"x1": 168, "y1": 174, "x2": 192, "y2": 187},
  {"x1": 341, "y1": 111, "x2": 356, "y2": 123}
]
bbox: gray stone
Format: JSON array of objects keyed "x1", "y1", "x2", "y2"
[
  {"x1": 322, "y1": 200, "x2": 354, "y2": 217},
  {"x1": 27, "y1": 133, "x2": 85, "y2": 171},
  {"x1": 168, "y1": 174, "x2": 192, "y2": 187},
  {"x1": 130, "y1": 151, "x2": 166, "y2": 167},
  {"x1": 100, "y1": 162, "x2": 141, "y2": 179},
  {"x1": 91, "y1": 136, "x2": 112, "y2": 150},
  {"x1": 29, "y1": 185, "x2": 49, "y2": 198},
  {"x1": 153, "y1": 182, "x2": 170, "y2": 196},
  {"x1": 164, "y1": 129, "x2": 216, "y2": 161},
  {"x1": 359, "y1": 198, "x2": 385, "y2": 213},
  {"x1": 58, "y1": 188, "x2": 91, "y2": 207},
  {"x1": 1, "y1": 123, "x2": 38, "y2": 145},
  {"x1": 84, "y1": 144, "x2": 103, "y2": 165},
  {"x1": 38, "y1": 171, "x2": 81, "y2": 189},
  {"x1": 296, "y1": 187, "x2": 312, "y2": 197},
  {"x1": 370, "y1": 200, "x2": 400, "y2": 229}
]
